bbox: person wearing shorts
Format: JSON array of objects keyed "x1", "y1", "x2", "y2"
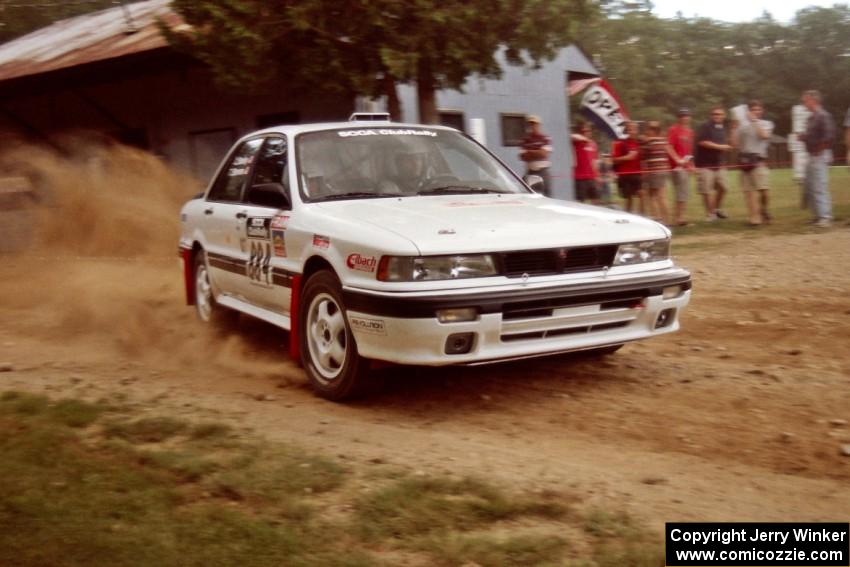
[
  {"x1": 612, "y1": 121, "x2": 644, "y2": 214},
  {"x1": 571, "y1": 120, "x2": 599, "y2": 203},
  {"x1": 695, "y1": 107, "x2": 733, "y2": 221},
  {"x1": 733, "y1": 100, "x2": 774, "y2": 225}
]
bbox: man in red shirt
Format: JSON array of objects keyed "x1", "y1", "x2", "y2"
[
  {"x1": 667, "y1": 108, "x2": 694, "y2": 226},
  {"x1": 612, "y1": 121, "x2": 645, "y2": 214},
  {"x1": 571, "y1": 120, "x2": 599, "y2": 203}
]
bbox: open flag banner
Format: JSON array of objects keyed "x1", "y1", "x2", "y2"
[{"x1": 579, "y1": 80, "x2": 629, "y2": 140}]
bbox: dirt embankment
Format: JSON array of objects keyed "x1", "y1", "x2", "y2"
[{"x1": 1, "y1": 140, "x2": 848, "y2": 528}]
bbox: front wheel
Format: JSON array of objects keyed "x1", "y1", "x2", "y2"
[{"x1": 299, "y1": 270, "x2": 369, "y2": 400}]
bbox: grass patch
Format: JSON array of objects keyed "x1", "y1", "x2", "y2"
[
  {"x1": 352, "y1": 476, "x2": 567, "y2": 541},
  {"x1": 49, "y1": 398, "x2": 106, "y2": 428},
  {"x1": 1, "y1": 390, "x2": 50, "y2": 415},
  {"x1": 620, "y1": 167, "x2": 850, "y2": 252},
  {"x1": 0, "y1": 391, "x2": 663, "y2": 566},
  {"x1": 0, "y1": 391, "x2": 106, "y2": 427},
  {"x1": 188, "y1": 421, "x2": 234, "y2": 441},
  {"x1": 104, "y1": 416, "x2": 189, "y2": 443},
  {"x1": 419, "y1": 532, "x2": 569, "y2": 567},
  {"x1": 582, "y1": 509, "x2": 663, "y2": 567},
  {"x1": 213, "y1": 448, "x2": 345, "y2": 499},
  {"x1": 0, "y1": 391, "x2": 375, "y2": 567}
]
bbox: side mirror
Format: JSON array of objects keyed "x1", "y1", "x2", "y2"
[
  {"x1": 524, "y1": 174, "x2": 544, "y2": 193},
  {"x1": 247, "y1": 182, "x2": 289, "y2": 209}
]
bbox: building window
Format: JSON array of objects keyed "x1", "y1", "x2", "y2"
[
  {"x1": 438, "y1": 110, "x2": 465, "y2": 133},
  {"x1": 500, "y1": 113, "x2": 528, "y2": 147},
  {"x1": 189, "y1": 127, "x2": 238, "y2": 181}
]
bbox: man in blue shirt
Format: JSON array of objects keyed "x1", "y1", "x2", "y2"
[{"x1": 695, "y1": 107, "x2": 733, "y2": 222}]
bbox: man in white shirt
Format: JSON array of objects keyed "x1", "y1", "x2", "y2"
[{"x1": 732, "y1": 100, "x2": 774, "y2": 225}]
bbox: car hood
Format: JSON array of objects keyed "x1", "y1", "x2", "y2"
[{"x1": 315, "y1": 194, "x2": 669, "y2": 255}]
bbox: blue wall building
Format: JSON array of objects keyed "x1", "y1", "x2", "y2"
[{"x1": 395, "y1": 46, "x2": 599, "y2": 199}]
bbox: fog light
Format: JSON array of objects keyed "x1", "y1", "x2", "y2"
[
  {"x1": 445, "y1": 333, "x2": 475, "y2": 355},
  {"x1": 662, "y1": 285, "x2": 683, "y2": 300},
  {"x1": 655, "y1": 308, "x2": 675, "y2": 329},
  {"x1": 436, "y1": 307, "x2": 478, "y2": 323}
]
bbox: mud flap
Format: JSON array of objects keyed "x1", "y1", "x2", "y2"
[{"x1": 180, "y1": 247, "x2": 195, "y2": 305}]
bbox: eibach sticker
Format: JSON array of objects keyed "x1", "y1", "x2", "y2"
[
  {"x1": 271, "y1": 230, "x2": 286, "y2": 257},
  {"x1": 346, "y1": 253, "x2": 377, "y2": 273},
  {"x1": 271, "y1": 214, "x2": 289, "y2": 229},
  {"x1": 312, "y1": 234, "x2": 330, "y2": 249}
]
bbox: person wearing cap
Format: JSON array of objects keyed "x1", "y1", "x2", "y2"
[
  {"x1": 519, "y1": 115, "x2": 553, "y2": 196},
  {"x1": 667, "y1": 108, "x2": 695, "y2": 226}
]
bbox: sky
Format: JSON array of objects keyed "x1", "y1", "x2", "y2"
[{"x1": 651, "y1": 0, "x2": 838, "y2": 23}]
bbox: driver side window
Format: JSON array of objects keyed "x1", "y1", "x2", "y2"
[
  {"x1": 252, "y1": 137, "x2": 289, "y2": 189},
  {"x1": 244, "y1": 137, "x2": 291, "y2": 209},
  {"x1": 208, "y1": 138, "x2": 263, "y2": 202}
]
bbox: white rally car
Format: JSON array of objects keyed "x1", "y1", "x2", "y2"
[{"x1": 179, "y1": 115, "x2": 691, "y2": 400}]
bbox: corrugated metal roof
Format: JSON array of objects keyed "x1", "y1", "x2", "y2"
[{"x1": 0, "y1": 0, "x2": 184, "y2": 83}]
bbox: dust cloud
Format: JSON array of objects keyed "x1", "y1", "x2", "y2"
[{"x1": 0, "y1": 137, "x2": 299, "y2": 380}]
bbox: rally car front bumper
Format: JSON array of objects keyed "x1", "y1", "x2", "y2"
[{"x1": 343, "y1": 268, "x2": 692, "y2": 366}]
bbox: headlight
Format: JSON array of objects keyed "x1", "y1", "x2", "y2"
[
  {"x1": 613, "y1": 240, "x2": 670, "y2": 266},
  {"x1": 377, "y1": 254, "x2": 498, "y2": 281}
]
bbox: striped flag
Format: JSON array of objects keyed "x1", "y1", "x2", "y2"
[{"x1": 579, "y1": 80, "x2": 630, "y2": 140}]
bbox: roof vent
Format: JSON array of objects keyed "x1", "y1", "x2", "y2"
[{"x1": 348, "y1": 112, "x2": 391, "y2": 122}]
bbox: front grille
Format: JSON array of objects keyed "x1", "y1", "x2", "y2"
[
  {"x1": 564, "y1": 246, "x2": 613, "y2": 271},
  {"x1": 501, "y1": 245, "x2": 618, "y2": 278},
  {"x1": 501, "y1": 321, "x2": 630, "y2": 342},
  {"x1": 502, "y1": 250, "x2": 557, "y2": 276},
  {"x1": 502, "y1": 292, "x2": 645, "y2": 321}
]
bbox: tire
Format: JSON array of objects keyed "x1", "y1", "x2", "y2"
[
  {"x1": 299, "y1": 270, "x2": 369, "y2": 401},
  {"x1": 193, "y1": 251, "x2": 236, "y2": 328}
]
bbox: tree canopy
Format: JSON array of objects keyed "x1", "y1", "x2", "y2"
[
  {"x1": 576, "y1": 2, "x2": 850, "y2": 137},
  {"x1": 4, "y1": 0, "x2": 850, "y2": 138},
  {"x1": 166, "y1": 0, "x2": 594, "y2": 123}
]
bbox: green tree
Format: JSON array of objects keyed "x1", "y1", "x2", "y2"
[
  {"x1": 167, "y1": 0, "x2": 595, "y2": 123},
  {"x1": 576, "y1": 2, "x2": 850, "y2": 141},
  {"x1": 785, "y1": 6, "x2": 850, "y2": 124}
]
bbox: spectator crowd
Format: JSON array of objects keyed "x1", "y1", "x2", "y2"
[{"x1": 519, "y1": 89, "x2": 839, "y2": 228}]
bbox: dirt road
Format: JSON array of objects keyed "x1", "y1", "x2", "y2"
[
  {"x1": 2, "y1": 229, "x2": 848, "y2": 532},
  {"x1": 1, "y1": 144, "x2": 848, "y2": 534}
]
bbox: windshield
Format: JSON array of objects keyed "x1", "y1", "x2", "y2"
[{"x1": 296, "y1": 127, "x2": 530, "y2": 201}]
